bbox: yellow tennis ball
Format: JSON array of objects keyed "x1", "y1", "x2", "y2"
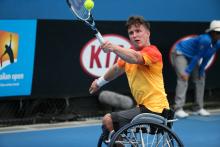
[{"x1": 84, "y1": 0, "x2": 94, "y2": 10}]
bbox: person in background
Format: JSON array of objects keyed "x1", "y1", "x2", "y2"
[{"x1": 171, "y1": 20, "x2": 220, "y2": 118}]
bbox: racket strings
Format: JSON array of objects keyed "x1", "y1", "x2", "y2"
[{"x1": 69, "y1": 0, "x2": 90, "y2": 20}]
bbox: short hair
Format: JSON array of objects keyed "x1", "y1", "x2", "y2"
[{"x1": 126, "y1": 16, "x2": 150, "y2": 30}]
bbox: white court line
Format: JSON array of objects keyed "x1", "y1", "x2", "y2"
[
  {"x1": 0, "y1": 119, "x2": 102, "y2": 134},
  {"x1": 186, "y1": 113, "x2": 220, "y2": 122}
]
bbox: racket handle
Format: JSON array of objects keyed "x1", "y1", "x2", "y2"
[
  {"x1": 95, "y1": 32, "x2": 109, "y2": 53},
  {"x1": 95, "y1": 31, "x2": 104, "y2": 44}
]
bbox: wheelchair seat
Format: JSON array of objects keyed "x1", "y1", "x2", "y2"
[
  {"x1": 131, "y1": 113, "x2": 166, "y2": 124},
  {"x1": 131, "y1": 108, "x2": 176, "y2": 128}
]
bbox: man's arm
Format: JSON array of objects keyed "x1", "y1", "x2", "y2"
[
  {"x1": 9, "y1": 34, "x2": 12, "y2": 47},
  {"x1": 103, "y1": 63, "x2": 125, "y2": 81},
  {"x1": 184, "y1": 55, "x2": 200, "y2": 74},
  {"x1": 89, "y1": 64, "x2": 124, "y2": 94},
  {"x1": 184, "y1": 48, "x2": 206, "y2": 75},
  {"x1": 199, "y1": 47, "x2": 217, "y2": 77},
  {"x1": 100, "y1": 41, "x2": 144, "y2": 64}
]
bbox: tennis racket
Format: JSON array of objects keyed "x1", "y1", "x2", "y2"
[{"x1": 66, "y1": 0, "x2": 107, "y2": 51}]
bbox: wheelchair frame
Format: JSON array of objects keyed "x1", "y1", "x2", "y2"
[{"x1": 98, "y1": 113, "x2": 184, "y2": 147}]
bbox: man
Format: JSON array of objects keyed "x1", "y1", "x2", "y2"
[
  {"x1": 89, "y1": 16, "x2": 169, "y2": 136},
  {"x1": 171, "y1": 20, "x2": 220, "y2": 118}
]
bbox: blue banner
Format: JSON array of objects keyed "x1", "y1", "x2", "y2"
[{"x1": 0, "y1": 20, "x2": 37, "y2": 97}]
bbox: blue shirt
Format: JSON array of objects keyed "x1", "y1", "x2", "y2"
[{"x1": 176, "y1": 34, "x2": 220, "y2": 76}]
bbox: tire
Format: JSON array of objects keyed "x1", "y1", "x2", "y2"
[{"x1": 109, "y1": 120, "x2": 184, "y2": 147}]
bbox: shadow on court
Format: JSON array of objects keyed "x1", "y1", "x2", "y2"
[{"x1": 0, "y1": 113, "x2": 220, "y2": 147}]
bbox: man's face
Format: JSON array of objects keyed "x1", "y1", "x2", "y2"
[
  {"x1": 128, "y1": 24, "x2": 150, "y2": 50},
  {"x1": 211, "y1": 31, "x2": 220, "y2": 42},
  {"x1": 215, "y1": 31, "x2": 220, "y2": 40}
]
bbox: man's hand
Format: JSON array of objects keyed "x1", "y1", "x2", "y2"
[
  {"x1": 180, "y1": 72, "x2": 189, "y2": 81},
  {"x1": 199, "y1": 69, "x2": 205, "y2": 80},
  {"x1": 100, "y1": 41, "x2": 116, "y2": 53},
  {"x1": 89, "y1": 79, "x2": 100, "y2": 94}
]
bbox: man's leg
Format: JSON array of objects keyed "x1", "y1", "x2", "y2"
[
  {"x1": 103, "y1": 107, "x2": 141, "y2": 132},
  {"x1": 102, "y1": 113, "x2": 114, "y2": 132},
  {"x1": 191, "y1": 65, "x2": 205, "y2": 110},
  {"x1": 194, "y1": 77, "x2": 205, "y2": 109},
  {"x1": 99, "y1": 113, "x2": 114, "y2": 144},
  {"x1": 173, "y1": 55, "x2": 188, "y2": 110},
  {"x1": 175, "y1": 78, "x2": 188, "y2": 110},
  {"x1": 100, "y1": 107, "x2": 141, "y2": 145},
  {"x1": 172, "y1": 53, "x2": 189, "y2": 118},
  {"x1": 191, "y1": 66, "x2": 209, "y2": 116}
]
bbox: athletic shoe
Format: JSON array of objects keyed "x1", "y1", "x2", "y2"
[
  {"x1": 175, "y1": 109, "x2": 189, "y2": 118},
  {"x1": 193, "y1": 108, "x2": 210, "y2": 116}
]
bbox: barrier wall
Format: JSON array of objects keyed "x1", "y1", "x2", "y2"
[{"x1": 31, "y1": 20, "x2": 220, "y2": 98}]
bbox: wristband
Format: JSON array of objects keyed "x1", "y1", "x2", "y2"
[{"x1": 96, "y1": 76, "x2": 109, "y2": 87}]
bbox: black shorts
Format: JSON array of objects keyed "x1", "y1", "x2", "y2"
[{"x1": 111, "y1": 105, "x2": 162, "y2": 131}]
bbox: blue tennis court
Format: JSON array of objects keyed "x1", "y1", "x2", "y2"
[{"x1": 0, "y1": 113, "x2": 220, "y2": 147}]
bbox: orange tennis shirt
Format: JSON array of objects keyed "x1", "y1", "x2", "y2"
[{"x1": 117, "y1": 45, "x2": 169, "y2": 113}]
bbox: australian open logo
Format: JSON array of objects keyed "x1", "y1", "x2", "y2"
[{"x1": 0, "y1": 31, "x2": 19, "y2": 70}]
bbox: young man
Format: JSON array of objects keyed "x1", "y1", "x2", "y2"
[
  {"x1": 171, "y1": 20, "x2": 220, "y2": 118},
  {"x1": 89, "y1": 16, "x2": 169, "y2": 134}
]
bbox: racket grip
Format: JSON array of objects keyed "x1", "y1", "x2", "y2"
[
  {"x1": 95, "y1": 32, "x2": 109, "y2": 53},
  {"x1": 95, "y1": 31, "x2": 104, "y2": 44}
]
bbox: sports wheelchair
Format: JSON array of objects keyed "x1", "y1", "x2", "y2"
[{"x1": 97, "y1": 109, "x2": 184, "y2": 147}]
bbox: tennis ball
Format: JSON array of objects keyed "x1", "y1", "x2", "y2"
[{"x1": 84, "y1": 0, "x2": 94, "y2": 10}]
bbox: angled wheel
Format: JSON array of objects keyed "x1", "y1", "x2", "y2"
[
  {"x1": 109, "y1": 120, "x2": 184, "y2": 147},
  {"x1": 97, "y1": 134, "x2": 107, "y2": 147}
]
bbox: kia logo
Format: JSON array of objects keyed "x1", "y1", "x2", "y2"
[{"x1": 80, "y1": 34, "x2": 131, "y2": 77}]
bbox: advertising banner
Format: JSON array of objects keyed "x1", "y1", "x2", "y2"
[{"x1": 0, "y1": 20, "x2": 37, "y2": 97}]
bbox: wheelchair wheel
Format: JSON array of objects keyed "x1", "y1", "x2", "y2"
[
  {"x1": 97, "y1": 134, "x2": 107, "y2": 147},
  {"x1": 97, "y1": 128, "x2": 114, "y2": 147},
  {"x1": 109, "y1": 120, "x2": 184, "y2": 147}
]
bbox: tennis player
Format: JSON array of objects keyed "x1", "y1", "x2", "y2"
[{"x1": 89, "y1": 16, "x2": 170, "y2": 138}]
